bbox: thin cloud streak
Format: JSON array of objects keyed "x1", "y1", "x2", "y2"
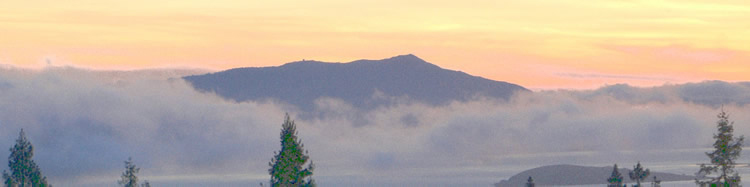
[{"x1": 556, "y1": 72, "x2": 677, "y2": 81}]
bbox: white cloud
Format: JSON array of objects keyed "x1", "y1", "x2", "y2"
[{"x1": 0, "y1": 67, "x2": 748, "y2": 186}]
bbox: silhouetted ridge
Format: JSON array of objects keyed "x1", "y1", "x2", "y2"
[
  {"x1": 495, "y1": 164, "x2": 695, "y2": 186},
  {"x1": 280, "y1": 60, "x2": 328, "y2": 68},
  {"x1": 184, "y1": 54, "x2": 528, "y2": 111},
  {"x1": 349, "y1": 54, "x2": 442, "y2": 70}
]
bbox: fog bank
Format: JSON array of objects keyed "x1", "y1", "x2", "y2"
[{"x1": 0, "y1": 67, "x2": 748, "y2": 186}]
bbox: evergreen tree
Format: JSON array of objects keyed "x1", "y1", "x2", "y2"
[
  {"x1": 118, "y1": 157, "x2": 139, "y2": 187},
  {"x1": 2, "y1": 129, "x2": 50, "y2": 187},
  {"x1": 268, "y1": 114, "x2": 315, "y2": 187},
  {"x1": 607, "y1": 164, "x2": 623, "y2": 187},
  {"x1": 696, "y1": 110, "x2": 744, "y2": 187},
  {"x1": 628, "y1": 162, "x2": 649, "y2": 187},
  {"x1": 525, "y1": 176, "x2": 535, "y2": 187}
]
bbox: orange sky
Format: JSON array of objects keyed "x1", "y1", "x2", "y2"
[{"x1": 1, "y1": 0, "x2": 749, "y2": 89}]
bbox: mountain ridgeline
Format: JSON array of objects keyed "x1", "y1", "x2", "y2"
[
  {"x1": 495, "y1": 164, "x2": 695, "y2": 186},
  {"x1": 184, "y1": 54, "x2": 528, "y2": 110}
]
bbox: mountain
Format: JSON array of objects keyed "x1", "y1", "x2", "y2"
[
  {"x1": 494, "y1": 164, "x2": 696, "y2": 186},
  {"x1": 183, "y1": 54, "x2": 528, "y2": 110}
]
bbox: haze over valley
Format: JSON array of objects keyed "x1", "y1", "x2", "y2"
[{"x1": 0, "y1": 55, "x2": 749, "y2": 186}]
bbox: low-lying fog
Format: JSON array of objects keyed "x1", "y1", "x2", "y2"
[{"x1": 1, "y1": 67, "x2": 749, "y2": 186}]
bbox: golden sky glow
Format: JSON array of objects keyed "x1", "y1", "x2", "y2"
[{"x1": 1, "y1": 0, "x2": 749, "y2": 89}]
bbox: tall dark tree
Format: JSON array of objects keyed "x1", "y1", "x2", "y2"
[
  {"x1": 696, "y1": 110, "x2": 744, "y2": 187},
  {"x1": 2, "y1": 129, "x2": 50, "y2": 187},
  {"x1": 629, "y1": 162, "x2": 649, "y2": 187},
  {"x1": 607, "y1": 164, "x2": 623, "y2": 187},
  {"x1": 118, "y1": 157, "x2": 139, "y2": 187},
  {"x1": 525, "y1": 176, "x2": 535, "y2": 187},
  {"x1": 268, "y1": 114, "x2": 315, "y2": 187}
]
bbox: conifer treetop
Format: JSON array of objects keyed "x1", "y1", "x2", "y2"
[{"x1": 268, "y1": 113, "x2": 315, "y2": 187}]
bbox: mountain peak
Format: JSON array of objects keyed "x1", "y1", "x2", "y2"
[
  {"x1": 348, "y1": 54, "x2": 440, "y2": 70},
  {"x1": 383, "y1": 54, "x2": 427, "y2": 64},
  {"x1": 282, "y1": 54, "x2": 428, "y2": 67},
  {"x1": 388, "y1": 54, "x2": 421, "y2": 61},
  {"x1": 184, "y1": 55, "x2": 528, "y2": 111}
]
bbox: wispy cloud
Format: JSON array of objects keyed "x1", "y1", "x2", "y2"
[{"x1": 556, "y1": 72, "x2": 677, "y2": 81}]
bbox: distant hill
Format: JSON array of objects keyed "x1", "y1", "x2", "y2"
[
  {"x1": 495, "y1": 164, "x2": 696, "y2": 186},
  {"x1": 183, "y1": 54, "x2": 528, "y2": 110}
]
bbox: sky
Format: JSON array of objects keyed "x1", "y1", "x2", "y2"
[{"x1": 2, "y1": 0, "x2": 750, "y2": 89}]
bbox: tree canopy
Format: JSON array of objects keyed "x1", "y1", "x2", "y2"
[
  {"x1": 268, "y1": 114, "x2": 315, "y2": 187},
  {"x1": 607, "y1": 164, "x2": 623, "y2": 187},
  {"x1": 697, "y1": 110, "x2": 744, "y2": 186},
  {"x1": 2, "y1": 129, "x2": 50, "y2": 187},
  {"x1": 118, "y1": 157, "x2": 139, "y2": 187},
  {"x1": 628, "y1": 162, "x2": 649, "y2": 187}
]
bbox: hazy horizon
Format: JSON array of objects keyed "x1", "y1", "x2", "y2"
[
  {"x1": 1, "y1": 57, "x2": 745, "y2": 91},
  {"x1": 0, "y1": 66, "x2": 749, "y2": 186}
]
